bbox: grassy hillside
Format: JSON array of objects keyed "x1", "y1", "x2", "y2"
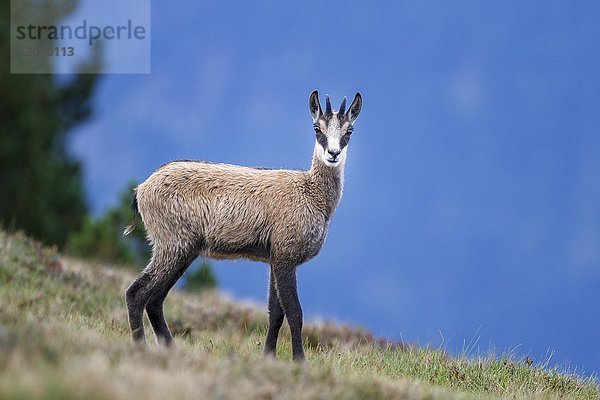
[{"x1": 0, "y1": 231, "x2": 598, "y2": 400}]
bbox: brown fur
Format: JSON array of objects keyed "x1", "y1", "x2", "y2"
[
  {"x1": 136, "y1": 151, "x2": 342, "y2": 266},
  {"x1": 125, "y1": 91, "x2": 361, "y2": 361}
]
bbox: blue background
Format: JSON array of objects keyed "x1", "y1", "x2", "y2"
[{"x1": 68, "y1": 1, "x2": 600, "y2": 375}]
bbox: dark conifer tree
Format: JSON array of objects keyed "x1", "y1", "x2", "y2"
[{"x1": 0, "y1": 0, "x2": 101, "y2": 247}]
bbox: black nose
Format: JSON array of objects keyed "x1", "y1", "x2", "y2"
[{"x1": 328, "y1": 149, "x2": 341, "y2": 158}]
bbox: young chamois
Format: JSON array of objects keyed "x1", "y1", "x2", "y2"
[{"x1": 124, "y1": 90, "x2": 362, "y2": 361}]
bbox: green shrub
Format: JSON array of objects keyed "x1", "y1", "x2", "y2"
[
  {"x1": 184, "y1": 261, "x2": 218, "y2": 292},
  {"x1": 67, "y1": 182, "x2": 148, "y2": 267}
]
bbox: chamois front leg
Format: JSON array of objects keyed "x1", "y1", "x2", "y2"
[
  {"x1": 264, "y1": 266, "x2": 285, "y2": 356},
  {"x1": 272, "y1": 264, "x2": 305, "y2": 361}
]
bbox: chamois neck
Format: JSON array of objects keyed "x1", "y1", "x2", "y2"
[{"x1": 308, "y1": 146, "x2": 345, "y2": 218}]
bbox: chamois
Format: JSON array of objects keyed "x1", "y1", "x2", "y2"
[{"x1": 124, "y1": 90, "x2": 362, "y2": 361}]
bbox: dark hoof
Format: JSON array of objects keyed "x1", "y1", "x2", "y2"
[
  {"x1": 264, "y1": 348, "x2": 277, "y2": 357},
  {"x1": 292, "y1": 353, "x2": 306, "y2": 362}
]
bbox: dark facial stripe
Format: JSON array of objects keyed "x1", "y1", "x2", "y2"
[
  {"x1": 339, "y1": 133, "x2": 350, "y2": 149},
  {"x1": 316, "y1": 131, "x2": 327, "y2": 148}
]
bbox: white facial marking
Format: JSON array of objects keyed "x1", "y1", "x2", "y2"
[{"x1": 314, "y1": 114, "x2": 349, "y2": 167}]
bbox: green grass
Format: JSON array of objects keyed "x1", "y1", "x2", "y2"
[{"x1": 0, "y1": 230, "x2": 598, "y2": 400}]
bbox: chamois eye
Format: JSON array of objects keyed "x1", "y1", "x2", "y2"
[{"x1": 346, "y1": 128, "x2": 353, "y2": 135}]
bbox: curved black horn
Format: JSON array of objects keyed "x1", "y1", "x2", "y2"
[
  {"x1": 325, "y1": 94, "x2": 332, "y2": 115},
  {"x1": 339, "y1": 96, "x2": 347, "y2": 115}
]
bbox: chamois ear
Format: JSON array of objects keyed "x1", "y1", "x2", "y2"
[
  {"x1": 347, "y1": 92, "x2": 362, "y2": 124},
  {"x1": 309, "y1": 90, "x2": 322, "y2": 122}
]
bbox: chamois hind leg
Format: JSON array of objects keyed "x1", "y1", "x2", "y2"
[
  {"x1": 145, "y1": 249, "x2": 196, "y2": 346},
  {"x1": 125, "y1": 245, "x2": 195, "y2": 345},
  {"x1": 272, "y1": 265, "x2": 305, "y2": 361},
  {"x1": 126, "y1": 267, "x2": 155, "y2": 344},
  {"x1": 264, "y1": 266, "x2": 285, "y2": 356}
]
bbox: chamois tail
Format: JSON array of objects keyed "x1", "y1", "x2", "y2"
[{"x1": 123, "y1": 189, "x2": 140, "y2": 236}]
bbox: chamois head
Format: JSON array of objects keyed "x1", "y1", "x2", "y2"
[{"x1": 309, "y1": 90, "x2": 362, "y2": 167}]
